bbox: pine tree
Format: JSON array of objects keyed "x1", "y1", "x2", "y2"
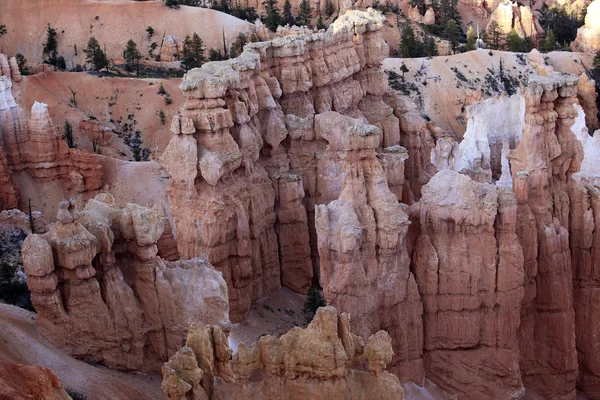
[
  {"x1": 505, "y1": 29, "x2": 525, "y2": 52},
  {"x1": 229, "y1": 33, "x2": 247, "y2": 58},
  {"x1": 486, "y1": 21, "x2": 504, "y2": 50},
  {"x1": 283, "y1": 0, "x2": 294, "y2": 25},
  {"x1": 123, "y1": 39, "x2": 142, "y2": 75},
  {"x1": 43, "y1": 23, "x2": 59, "y2": 66},
  {"x1": 444, "y1": 19, "x2": 462, "y2": 54},
  {"x1": 83, "y1": 36, "x2": 109, "y2": 72},
  {"x1": 325, "y1": 0, "x2": 334, "y2": 17},
  {"x1": 15, "y1": 53, "x2": 29, "y2": 75},
  {"x1": 399, "y1": 23, "x2": 422, "y2": 58},
  {"x1": 541, "y1": 29, "x2": 556, "y2": 52},
  {"x1": 181, "y1": 35, "x2": 195, "y2": 71},
  {"x1": 400, "y1": 62, "x2": 409, "y2": 80},
  {"x1": 523, "y1": 36, "x2": 534, "y2": 52},
  {"x1": 209, "y1": 48, "x2": 224, "y2": 61},
  {"x1": 262, "y1": 0, "x2": 282, "y2": 31},
  {"x1": 298, "y1": 0, "x2": 313, "y2": 26},
  {"x1": 62, "y1": 121, "x2": 75, "y2": 149},
  {"x1": 593, "y1": 50, "x2": 600, "y2": 72},
  {"x1": 191, "y1": 33, "x2": 206, "y2": 65},
  {"x1": 423, "y1": 35, "x2": 439, "y2": 56},
  {"x1": 316, "y1": 14, "x2": 326, "y2": 30},
  {"x1": 465, "y1": 25, "x2": 476, "y2": 51}
]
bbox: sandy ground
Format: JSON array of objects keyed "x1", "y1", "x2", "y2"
[
  {"x1": 0, "y1": 303, "x2": 164, "y2": 400},
  {"x1": 383, "y1": 50, "x2": 595, "y2": 138},
  {"x1": 16, "y1": 72, "x2": 182, "y2": 158},
  {"x1": 228, "y1": 287, "x2": 308, "y2": 353},
  {"x1": 0, "y1": 0, "x2": 255, "y2": 65}
]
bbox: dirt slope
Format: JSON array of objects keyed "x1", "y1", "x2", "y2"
[
  {"x1": 0, "y1": 0, "x2": 255, "y2": 66},
  {"x1": 16, "y1": 71, "x2": 182, "y2": 157},
  {"x1": 0, "y1": 303, "x2": 164, "y2": 400},
  {"x1": 383, "y1": 49, "x2": 595, "y2": 138}
]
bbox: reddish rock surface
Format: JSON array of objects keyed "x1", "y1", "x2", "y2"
[
  {"x1": 0, "y1": 360, "x2": 71, "y2": 400},
  {"x1": 0, "y1": 76, "x2": 102, "y2": 200},
  {"x1": 21, "y1": 195, "x2": 230, "y2": 372}
]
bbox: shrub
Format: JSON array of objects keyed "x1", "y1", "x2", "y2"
[
  {"x1": 0, "y1": 259, "x2": 33, "y2": 311},
  {"x1": 302, "y1": 284, "x2": 326, "y2": 323}
]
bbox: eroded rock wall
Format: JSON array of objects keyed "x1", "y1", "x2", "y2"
[
  {"x1": 21, "y1": 195, "x2": 230, "y2": 372},
  {"x1": 413, "y1": 170, "x2": 524, "y2": 399},
  {"x1": 0, "y1": 76, "x2": 102, "y2": 201},
  {"x1": 314, "y1": 111, "x2": 424, "y2": 383},
  {"x1": 509, "y1": 74, "x2": 581, "y2": 400},
  {"x1": 162, "y1": 306, "x2": 404, "y2": 400},
  {"x1": 159, "y1": 10, "x2": 431, "y2": 323}
]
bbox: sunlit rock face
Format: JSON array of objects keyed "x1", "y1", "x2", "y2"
[
  {"x1": 572, "y1": 0, "x2": 600, "y2": 53},
  {"x1": 162, "y1": 306, "x2": 405, "y2": 400}
]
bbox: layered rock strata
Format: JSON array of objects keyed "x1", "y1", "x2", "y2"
[
  {"x1": 159, "y1": 9, "x2": 432, "y2": 322},
  {"x1": 162, "y1": 306, "x2": 404, "y2": 400},
  {"x1": 0, "y1": 76, "x2": 102, "y2": 202},
  {"x1": 314, "y1": 111, "x2": 424, "y2": 383},
  {"x1": 510, "y1": 74, "x2": 581, "y2": 400},
  {"x1": 21, "y1": 195, "x2": 230, "y2": 372},
  {"x1": 413, "y1": 170, "x2": 525, "y2": 399}
]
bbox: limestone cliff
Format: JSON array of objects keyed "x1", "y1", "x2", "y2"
[
  {"x1": 162, "y1": 306, "x2": 404, "y2": 400},
  {"x1": 21, "y1": 195, "x2": 230, "y2": 372}
]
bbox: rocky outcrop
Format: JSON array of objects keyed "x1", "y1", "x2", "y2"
[
  {"x1": 162, "y1": 306, "x2": 404, "y2": 400},
  {"x1": 572, "y1": 0, "x2": 600, "y2": 53},
  {"x1": 159, "y1": 9, "x2": 423, "y2": 322},
  {"x1": 413, "y1": 170, "x2": 524, "y2": 399},
  {"x1": 21, "y1": 195, "x2": 230, "y2": 372},
  {"x1": 0, "y1": 360, "x2": 71, "y2": 400},
  {"x1": 509, "y1": 73, "x2": 581, "y2": 400},
  {"x1": 314, "y1": 111, "x2": 424, "y2": 383},
  {"x1": 0, "y1": 76, "x2": 102, "y2": 196},
  {"x1": 0, "y1": 53, "x2": 22, "y2": 82},
  {"x1": 79, "y1": 119, "x2": 112, "y2": 147},
  {"x1": 487, "y1": 0, "x2": 544, "y2": 41},
  {"x1": 407, "y1": 6, "x2": 435, "y2": 25},
  {"x1": 0, "y1": 142, "x2": 19, "y2": 210},
  {"x1": 160, "y1": 35, "x2": 181, "y2": 62}
]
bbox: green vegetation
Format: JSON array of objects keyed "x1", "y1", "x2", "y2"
[
  {"x1": 262, "y1": 0, "x2": 282, "y2": 31},
  {"x1": 297, "y1": 0, "x2": 313, "y2": 27},
  {"x1": 83, "y1": 36, "x2": 109, "y2": 72},
  {"x1": 44, "y1": 23, "x2": 59, "y2": 66},
  {"x1": 123, "y1": 39, "x2": 142, "y2": 76},
  {"x1": 181, "y1": 33, "x2": 206, "y2": 71},
  {"x1": 15, "y1": 53, "x2": 29, "y2": 76},
  {"x1": 444, "y1": 19, "x2": 462, "y2": 54},
  {"x1": 62, "y1": 121, "x2": 75, "y2": 149},
  {"x1": 302, "y1": 284, "x2": 327, "y2": 323},
  {"x1": 283, "y1": 0, "x2": 295, "y2": 26},
  {"x1": 541, "y1": 29, "x2": 557, "y2": 52},
  {"x1": 229, "y1": 33, "x2": 247, "y2": 58},
  {"x1": 465, "y1": 25, "x2": 476, "y2": 51}
]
